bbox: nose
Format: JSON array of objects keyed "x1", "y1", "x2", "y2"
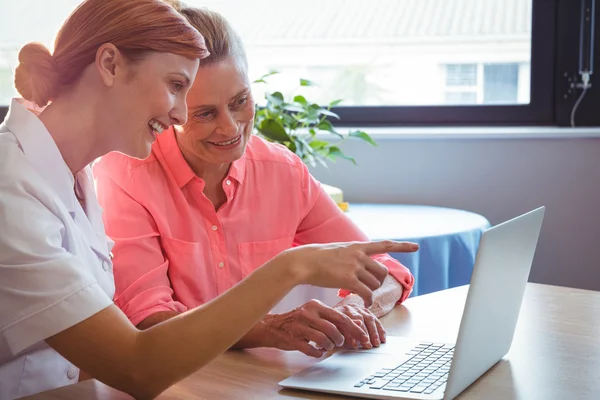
[
  {"x1": 169, "y1": 96, "x2": 188, "y2": 126},
  {"x1": 216, "y1": 110, "x2": 238, "y2": 136}
]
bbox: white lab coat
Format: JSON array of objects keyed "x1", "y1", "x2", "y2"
[{"x1": 0, "y1": 99, "x2": 116, "y2": 399}]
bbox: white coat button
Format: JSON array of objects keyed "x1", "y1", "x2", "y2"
[
  {"x1": 225, "y1": 180, "x2": 231, "y2": 185},
  {"x1": 102, "y1": 260, "x2": 110, "y2": 271},
  {"x1": 67, "y1": 367, "x2": 78, "y2": 380},
  {"x1": 212, "y1": 225, "x2": 218, "y2": 231},
  {"x1": 218, "y1": 262, "x2": 224, "y2": 268}
]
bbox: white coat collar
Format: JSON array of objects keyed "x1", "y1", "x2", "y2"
[
  {"x1": 4, "y1": 98, "x2": 76, "y2": 213},
  {"x1": 3, "y1": 98, "x2": 112, "y2": 261}
]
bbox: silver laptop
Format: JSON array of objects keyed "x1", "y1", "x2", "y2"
[{"x1": 279, "y1": 207, "x2": 545, "y2": 400}]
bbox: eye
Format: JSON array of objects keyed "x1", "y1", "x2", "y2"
[
  {"x1": 171, "y1": 81, "x2": 184, "y2": 93},
  {"x1": 232, "y1": 96, "x2": 248, "y2": 108},
  {"x1": 194, "y1": 110, "x2": 214, "y2": 119}
]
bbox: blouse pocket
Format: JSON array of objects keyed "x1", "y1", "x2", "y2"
[
  {"x1": 160, "y1": 237, "x2": 202, "y2": 281},
  {"x1": 237, "y1": 237, "x2": 294, "y2": 278}
]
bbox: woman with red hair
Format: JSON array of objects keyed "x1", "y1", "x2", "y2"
[{"x1": 0, "y1": 0, "x2": 417, "y2": 398}]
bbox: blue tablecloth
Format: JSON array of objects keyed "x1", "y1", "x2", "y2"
[{"x1": 346, "y1": 204, "x2": 490, "y2": 297}]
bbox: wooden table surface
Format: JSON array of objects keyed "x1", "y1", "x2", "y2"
[{"x1": 24, "y1": 283, "x2": 600, "y2": 399}]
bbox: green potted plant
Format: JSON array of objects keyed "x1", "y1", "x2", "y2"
[{"x1": 252, "y1": 72, "x2": 377, "y2": 209}]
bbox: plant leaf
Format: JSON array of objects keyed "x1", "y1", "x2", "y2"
[
  {"x1": 266, "y1": 105, "x2": 281, "y2": 116},
  {"x1": 253, "y1": 107, "x2": 263, "y2": 118},
  {"x1": 282, "y1": 113, "x2": 298, "y2": 128},
  {"x1": 315, "y1": 154, "x2": 329, "y2": 168},
  {"x1": 284, "y1": 139, "x2": 297, "y2": 154},
  {"x1": 315, "y1": 148, "x2": 331, "y2": 167},
  {"x1": 300, "y1": 78, "x2": 316, "y2": 87},
  {"x1": 304, "y1": 154, "x2": 317, "y2": 168},
  {"x1": 293, "y1": 95, "x2": 308, "y2": 105},
  {"x1": 304, "y1": 105, "x2": 320, "y2": 122},
  {"x1": 253, "y1": 70, "x2": 279, "y2": 84},
  {"x1": 292, "y1": 137, "x2": 304, "y2": 159},
  {"x1": 349, "y1": 130, "x2": 377, "y2": 146},
  {"x1": 319, "y1": 108, "x2": 340, "y2": 119},
  {"x1": 318, "y1": 120, "x2": 335, "y2": 132},
  {"x1": 258, "y1": 119, "x2": 291, "y2": 142},
  {"x1": 297, "y1": 137, "x2": 315, "y2": 157},
  {"x1": 329, "y1": 99, "x2": 343, "y2": 107},
  {"x1": 297, "y1": 108, "x2": 320, "y2": 124},
  {"x1": 283, "y1": 104, "x2": 305, "y2": 113},
  {"x1": 327, "y1": 146, "x2": 357, "y2": 165},
  {"x1": 266, "y1": 91, "x2": 284, "y2": 106},
  {"x1": 308, "y1": 140, "x2": 329, "y2": 150},
  {"x1": 318, "y1": 120, "x2": 344, "y2": 138}
]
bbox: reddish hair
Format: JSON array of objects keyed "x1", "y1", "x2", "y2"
[{"x1": 15, "y1": 0, "x2": 209, "y2": 107}]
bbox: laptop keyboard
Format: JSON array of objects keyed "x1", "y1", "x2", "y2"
[{"x1": 354, "y1": 342, "x2": 454, "y2": 395}]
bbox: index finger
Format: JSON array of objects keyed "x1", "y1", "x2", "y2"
[{"x1": 358, "y1": 240, "x2": 419, "y2": 256}]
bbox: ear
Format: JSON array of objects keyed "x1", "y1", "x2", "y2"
[{"x1": 95, "y1": 43, "x2": 124, "y2": 88}]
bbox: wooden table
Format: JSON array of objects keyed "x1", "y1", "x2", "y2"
[{"x1": 24, "y1": 283, "x2": 600, "y2": 400}]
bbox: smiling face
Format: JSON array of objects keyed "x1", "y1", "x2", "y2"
[
  {"x1": 107, "y1": 52, "x2": 200, "y2": 159},
  {"x1": 175, "y1": 57, "x2": 255, "y2": 167}
]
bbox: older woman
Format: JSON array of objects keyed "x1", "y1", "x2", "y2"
[{"x1": 94, "y1": 4, "x2": 415, "y2": 356}]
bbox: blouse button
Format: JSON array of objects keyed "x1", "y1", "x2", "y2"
[{"x1": 67, "y1": 367, "x2": 78, "y2": 380}]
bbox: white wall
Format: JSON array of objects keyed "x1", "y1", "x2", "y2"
[{"x1": 310, "y1": 130, "x2": 600, "y2": 292}]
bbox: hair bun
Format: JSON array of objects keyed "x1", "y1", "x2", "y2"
[{"x1": 14, "y1": 42, "x2": 59, "y2": 108}]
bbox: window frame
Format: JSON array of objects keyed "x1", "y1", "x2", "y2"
[{"x1": 331, "y1": 0, "x2": 558, "y2": 127}]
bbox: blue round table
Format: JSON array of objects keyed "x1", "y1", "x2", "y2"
[{"x1": 346, "y1": 204, "x2": 491, "y2": 297}]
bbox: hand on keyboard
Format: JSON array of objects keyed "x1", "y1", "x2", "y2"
[{"x1": 256, "y1": 299, "x2": 370, "y2": 357}]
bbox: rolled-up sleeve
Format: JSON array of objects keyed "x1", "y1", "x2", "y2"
[
  {"x1": 294, "y1": 163, "x2": 415, "y2": 304},
  {"x1": 0, "y1": 176, "x2": 112, "y2": 357},
  {"x1": 94, "y1": 165, "x2": 187, "y2": 326}
]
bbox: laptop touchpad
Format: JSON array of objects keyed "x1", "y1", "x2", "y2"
[{"x1": 284, "y1": 351, "x2": 399, "y2": 389}]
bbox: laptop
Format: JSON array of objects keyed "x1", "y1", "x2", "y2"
[{"x1": 279, "y1": 207, "x2": 545, "y2": 400}]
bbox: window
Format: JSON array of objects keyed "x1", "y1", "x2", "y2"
[
  {"x1": 483, "y1": 63, "x2": 521, "y2": 104},
  {"x1": 191, "y1": 0, "x2": 534, "y2": 109},
  {"x1": 0, "y1": 0, "x2": 596, "y2": 126},
  {"x1": 444, "y1": 64, "x2": 479, "y2": 105},
  {"x1": 442, "y1": 63, "x2": 525, "y2": 105},
  {"x1": 446, "y1": 65, "x2": 478, "y2": 88}
]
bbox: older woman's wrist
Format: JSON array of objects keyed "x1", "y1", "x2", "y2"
[
  {"x1": 232, "y1": 318, "x2": 272, "y2": 349},
  {"x1": 338, "y1": 293, "x2": 366, "y2": 308}
]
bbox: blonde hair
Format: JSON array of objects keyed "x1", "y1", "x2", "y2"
[
  {"x1": 14, "y1": 0, "x2": 209, "y2": 108},
  {"x1": 168, "y1": 1, "x2": 247, "y2": 70}
]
